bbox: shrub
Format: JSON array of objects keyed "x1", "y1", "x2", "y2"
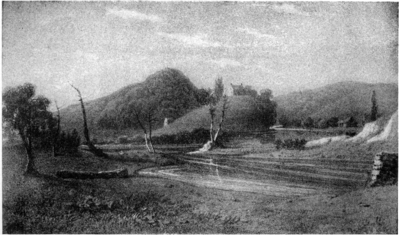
[
  {"x1": 152, "y1": 128, "x2": 229, "y2": 145},
  {"x1": 275, "y1": 138, "x2": 307, "y2": 150},
  {"x1": 117, "y1": 136, "x2": 129, "y2": 144},
  {"x1": 58, "y1": 129, "x2": 81, "y2": 154}
]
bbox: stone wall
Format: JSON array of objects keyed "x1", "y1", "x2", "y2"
[{"x1": 369, "y1": 152, "x2": 398, "y2": 187}]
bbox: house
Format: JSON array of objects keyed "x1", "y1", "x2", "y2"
[{"x1": 338, "y1": 116, "x2": 358, "y2": 128}]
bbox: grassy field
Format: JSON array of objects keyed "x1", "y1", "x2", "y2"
[{"x1": 2, "y1": 133, "x2": 398, "y2": 234}]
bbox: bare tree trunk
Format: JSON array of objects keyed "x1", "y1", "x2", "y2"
[
  {"x1": 70, "y1": 84, "x2": 108, "y2": 158},
  {"x1": 22, "y1": 134, "x2": 37, "y2": 175},
  {"x1": 148, "y1": 115, "x2": 155, "y2": 153},
  {"x1": 213, "y1": 96, "x2": 228, "y2": 142},
  {"x1": 144, "y1": 133, "x2": 152, "y2": 153},
  {"x1": 209, "y1": 105, "x2": 216, "y2": 143},
  {"x1": 25, "y1": 146, "x2": 36, "y2": 174},
  {"x1": 53, "y1": 101, "x2": 61, "y2": 158}
]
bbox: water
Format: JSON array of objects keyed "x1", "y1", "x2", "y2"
[{"x1": 138, "y1": 130, "x2": 369, "y2": 196}]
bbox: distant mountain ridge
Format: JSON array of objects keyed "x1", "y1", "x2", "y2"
[
  {"x1": 60, "y1": 75, "x2": 398, "y2": 138},
  {"x1": 275, "y1": 81, "x2": 398, "y2": 123}
]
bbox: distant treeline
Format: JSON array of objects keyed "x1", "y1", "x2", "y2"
[{"x1": 278, "y1": 115, "x2": 360, "y2": 129}]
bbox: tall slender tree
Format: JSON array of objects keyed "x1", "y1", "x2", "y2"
[
  {"x1": 214, "y1": 77, "x2": 224, "y2": 103},
  {"x1": 370, "y1": 90, "x2": 378, "y2": 121},
  {"x1": 254, "y1": 89, "x2": 277, "y2": 129},
  {"x1": 208, "y1": 78, "x2": 229, "y2": 146}
]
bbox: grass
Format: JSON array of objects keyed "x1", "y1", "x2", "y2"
[
  {"x1": 4, "y1": 181, "x2": 241, "y2": 234},
  {"x1": 2, "y1": 146, "x2": 243, "y2": 234},
  {"x1": 3, "y1": 129, "x2": 398, "y2": 234}
]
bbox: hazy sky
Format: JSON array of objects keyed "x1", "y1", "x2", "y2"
[{"x1": 2, "y1": 1, "x2": 398, "y2": 109}]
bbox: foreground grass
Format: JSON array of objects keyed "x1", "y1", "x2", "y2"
[
  {"x1": 3, "y1": 178, "x2": 243, "y2": 234},
  {"x1": 3, "y1": 140, "x2": 398, "y2": 234},
  {"x1": 2, "y1": 146, "x2": 242, "y2": 234}
]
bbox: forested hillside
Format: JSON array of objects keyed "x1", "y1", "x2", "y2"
[
  {"x1": 59, "y1": 68, "x2": 209, "y2": 134},
  {"x1": 154, "y1": 95, "x2": 273, "y2": 135},
  {"x1": 275, "y1": 81, "x2": 398, "y2": 125}
]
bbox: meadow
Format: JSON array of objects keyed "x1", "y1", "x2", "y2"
[{"x1": 3, "y1": 129, "x2": 398, "y2": 234}]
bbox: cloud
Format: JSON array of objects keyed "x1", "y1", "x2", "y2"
[
  {"x1": 75, "y1": 50, "x2": 99, "y2": 63},
  {"x1": 157, "y1": 32, "x2": 230, "y2": 48},
  {"x1": 209, "y1": 58, "x2": 242, "y2": 68},
  {"x1": 237, "y1": 27, "x2": 278, "y2": 40},
  {"x1": 272, "y1": 3, "x2": 309, "y2": 16},
  {"x1": 237, "y1": 27, "x2": 283, "y2": 48},
  {"x1": 106, "y1": 7, "x2": 162, "y2": 22}
]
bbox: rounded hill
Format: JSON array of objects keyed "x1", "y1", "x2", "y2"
[
  {"x1": 154, "y1": 95, "x2": 270, "y2": 135},
  {"x1": 60, "y1": 68, "x2": 207, "y2": 133}
]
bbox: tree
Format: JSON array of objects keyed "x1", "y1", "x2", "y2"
[
  {"x1": 70, "y1": 84, "x2": 108, "y2": 158},
  {"x1": 303, "y1": 117, "x2": 314, "y2": 129},
  {"x1": 254, "y1": 89, "x2": 277, "y2": 129},
  {"x1": 127, "y1": 99, "x2": 158, "y2": 153},
  {"x1": 48, "y1": 101, "x2": 61, "y2": 157},
  {"x1": 124, "y1": 84, "x2": 161, "y2": 153},
  {"x1": 196, "y1": 88, "x2": 211, "y2": 106},
  {"x1": 326, "y1": 117, "x2": 339, "y2": 128},
  {"x1": 214, "y1": 77, "x2": 224, "y2": 103},
  {"x1": 278, "y1": 114, "x2": 290, "y2": 128},
  {"x1": 370, "y1": 90, "x2": 378, "y2": 121},
  {"x1": 207, "y1": 78, "x2": 229, "y2": 148},
  {"x1": 2, "y1": 83, "x2": 53, "y2": 174}
]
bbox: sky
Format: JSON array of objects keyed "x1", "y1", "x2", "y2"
[{"x1": 2, "y1": 1, "x2": 398, "y2": 109}]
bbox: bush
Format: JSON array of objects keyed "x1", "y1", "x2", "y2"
[
  {"x1": 275, "y1": 138, "x2": 307, "y2": 150},
  {"x1": 152, "y1": 128, "x2": 229, "y2": 145},
  {"x1": 117, "y1": 136, "x2": 129, "y2": 144},
  {"x1": 58, "y1": 129, "x2": 81, "y2": 154}
]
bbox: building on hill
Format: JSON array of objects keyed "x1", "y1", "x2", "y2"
[
  {"x1": 163, "y1": 118, "x2": 170, "y2": 128},
  {"x1": 338, "y1": 116, "x2": 358, "y2": 128}
]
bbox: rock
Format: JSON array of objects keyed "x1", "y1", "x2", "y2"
[{"x1": 188, "y1": 141, "x2": 213, "y2": 154}]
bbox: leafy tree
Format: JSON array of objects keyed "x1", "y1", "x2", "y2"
[
  {"x1": 125, "y1": 85, "x2": 160, "y2": 153},
  {"x1": 208, "y1": 78, "x2": 229, "y2": 147},
  {"x1": 326, "y1": 117, "x2": 339, "y2": 128},
  {"x1": 57, "y1": 129, "x2": 81, "y2": 154},
  {"x1": 316, "y1": 118, "x2": 327, "y2": 129},
  {"x1": 278, "y1": 114, "x2": 290, "y2": 127},
  {"x1": 370, "y1": 90, "x2": 378, "y2": 121},
  {"x1": 196, "y1": 88, "x2": 211, "y2": 106},
  {"x1": 254, "y1": 89, "x2": 277, "y2": 129},
  {"x1": 290, "y1": 118, "x2": 303, "y2": 128},
  {"x1": 303, "y1": 117, "x2": 314, "y2": 129},
  {"x1": 232, "y1": 83, "x2": 258, "y2": 97},
  {"x1": 214, "y1": 77, "x2": 224, "y2": 103},
  {"x1": 2, "y1": 83, "x2": 53, "y2": 174}
]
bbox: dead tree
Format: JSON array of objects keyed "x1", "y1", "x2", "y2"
[
  {"x1": 70, "y1": 84, "x2": 108, "y2": 158},
  {"x1": 52, "y1": 101, "x2": 61, "y2": 157},
  {"x1": 209, "y1": 103, "x2": 216, "y2": 142},
  {"x1": 213, "y1": 95, "x2": 229, "y2": 142}
]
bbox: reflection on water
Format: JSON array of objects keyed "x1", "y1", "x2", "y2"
[
  {"x1": 143, "y1": 129, "x2": 367, "y2": 195},
  {"x1": 209, "y1": 157, "x2": 222, "y2": 183}
]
